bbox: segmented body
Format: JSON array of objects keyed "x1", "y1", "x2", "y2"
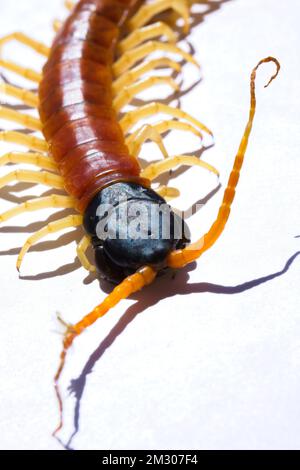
[{"x1": 39, "y1": 0, "x2": 149, "y2": 212}]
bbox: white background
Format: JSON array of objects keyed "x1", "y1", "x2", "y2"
[{"x1": 0, "y1": 0, "x2": 299, "y2": 450}]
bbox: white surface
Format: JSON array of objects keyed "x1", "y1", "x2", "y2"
[{"x1": 0, "y1": 0, "x2": 299, "y2": 450}]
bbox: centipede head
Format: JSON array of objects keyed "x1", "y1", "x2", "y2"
[{"x1": 83, "y1": 182, "x2": 190, "y2": 282}]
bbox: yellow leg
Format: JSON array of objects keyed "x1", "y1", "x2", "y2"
[
  {"x1": 113, "y1": 58, "x2": 181, "y2": 93},
  {"x1": 77, "y1": 235, "x2": 96, "y2": 273},
  {"x1": 16, "y1": 214, "x2": 83, "y2": 271},
  {"x1": 118, "y1": 21, "x2": 176, "y2": 52},
  {"x1": 0, "y1": 59, "x2": 41, "y2": 82},
  {"x1": 0, "y1": 33, "x2": 49, "y2": 57},
  {"x1": 113, "y1": 41, "x2": 199, "y2": 76},
  {"x1": 65, "y1": 0, "x2": 75, "y2": 10},
  {"x1": 113, "y1": 76, "x2": 179, "y2": 112},
  {"x1": 141, "y1": 154, "x2": 219, "y2": 180},
  {"x1": 127, "y1": 124, "x2": 168, "y2": 159},
  {"x1": 127, "y1": 119, "x2": 203, "y2": 152},
  {"x1": 156, "y1": 185, "x2": 180, "y2": 200},
  {"x1": 0, "y1": 152, "x2": 57, "y2": 172},
  {"x1": 53, "y1": 20, "x2": 63, "y2": 32},
  {"x1": 0, "y1": 169, "x2": 64, "y2": 190},
  {"x1": 0, "y1": 131, "x2": 48, "y2": 153},
  {"x1": 152, "y1": 119, "x2": 203, "y2": 140},
  {"x1": 120, "y1": 102, "x2": 213, "y2": 137},
  {"x1": 0, "y1": 195, "x2": 76, "y2": 224},
  {"x1": 128, "y1": 0, "x2": 190, "y2": 34},
  {"x1": 0, "y1": 106, "x2": 41, "y2": 131},
  {"x1": 0, "y1": 83, "x2": 39, "y2": 108},
  {"x1": 167, "y1": 57, "x2": 280, "y2": 269}
]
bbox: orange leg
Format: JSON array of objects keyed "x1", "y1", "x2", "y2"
[
  {"x1": 167, "y1": 57, "x2": 280, "y2": 269},
  {"x1": 53, "y1": 266, "x2": 157, "y2": 436}
]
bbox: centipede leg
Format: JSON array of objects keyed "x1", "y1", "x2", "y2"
[
  {"x1": 0, "y1": 59, "x2": 41, "y2": 82},
  {"x1": 127, "y1": 124, "x2": 168, "y2": 159},
  {"x1": 0, "y1": 195, "x2": 76, "y2": 224},
  {"x1": 0, "y1": 152, "x2": 57, "y2": 172},
  {"x1": 113, "y1": 58, "x2": 181, "y2": 93},
  {"x1": 53, "y1": 20, "x2": 63, "y2": 33},
  {"x1": 127, "y1": 0, "x2": 190, "y2": 34},
  {"x1": 0, "y1": 83, "x2": 39, "y2": 108},
  {"x1": 156, "y1": 185, "x2": 180, "y2": 200},
  {"x1": 141, "y1": 154, "x2": 219, "y2": 180},
  {"x1": 0, "y1": 33, "x2": 49, "y2": 57},
  {"x1": 127, "y1": 120, "x2": 203, "y2": 153},
  {"x1": 113, "y1": 41, "x2": 199, "y2": 76},
  {"x1": 118, "y1": 21, "x2": 177, "y2": 52},
  {"x1": 0, "y1": 131, "x2": 48, "y2": 153},
  {"x1": 120, "y1": 102, "x2": 213, "y2": 137},
  {"x1": 77, "y1": 235, "x2": 96, "y2": 273},
  {"x1": 0, "y1": 169, "x2": 64, "y2": 191},
  {"x1": 0, "y1": 106, "x2": 41, "y2": 131},
  {"x1": 64, "y1": 0, "x2": 75, "y2": 10},
  {"x1": 113, "y1": 76, "x2": 179, "y2": 112},
  {"x1": 153, "y1": 120, "x2": 203, "y2": 140},
  {"x1": 16, "y1": 214, "x2": 83, "y2": 271}
]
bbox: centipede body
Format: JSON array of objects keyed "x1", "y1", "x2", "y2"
[
  {"x1": 39, "y1": 1, "x2": 150, "y2": 212},
  {"x1": 0, "y1": 0, "x2": 280, "y2": 443}
]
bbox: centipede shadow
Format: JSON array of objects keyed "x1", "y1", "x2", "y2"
[{"x1": 62, "y1": 250, "x2": 300, "y2": 450}]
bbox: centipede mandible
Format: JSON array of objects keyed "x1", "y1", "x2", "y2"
[{"x1": 0, "y1": 0, "x2": 280, "y2": 440}]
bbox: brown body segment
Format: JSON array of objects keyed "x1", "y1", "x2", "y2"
[
  {"x1": 40, "y1": 59, "x2": 112, "y2": 97},
  {"x1": 38, "y1": 0, "x2": 147, "y2": 211},
  {"x1": 42, "y1": 103, "x2": 116, "y2": 140},
  {"x1": 39, "y1": 82, "x2": 113, "y2": 122},
  {"x1": 44, "y1": 40, "x2": 113, "y2": 70}
]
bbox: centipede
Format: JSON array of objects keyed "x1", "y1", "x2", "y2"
[{"x1": 0, "y1": 0, "x2": 280, "y2": 441}]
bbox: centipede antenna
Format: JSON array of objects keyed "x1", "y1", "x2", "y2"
[
  {"x1": 167, "y1": 57, "x2": 281, "y2": 268},
  {"x1": 53, "y1": 266, "x2": 157, "y2": 437}
]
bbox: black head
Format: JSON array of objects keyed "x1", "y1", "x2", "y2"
[{"x1": 83, "y1": 182, "x2": 190, "y2": 283}]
